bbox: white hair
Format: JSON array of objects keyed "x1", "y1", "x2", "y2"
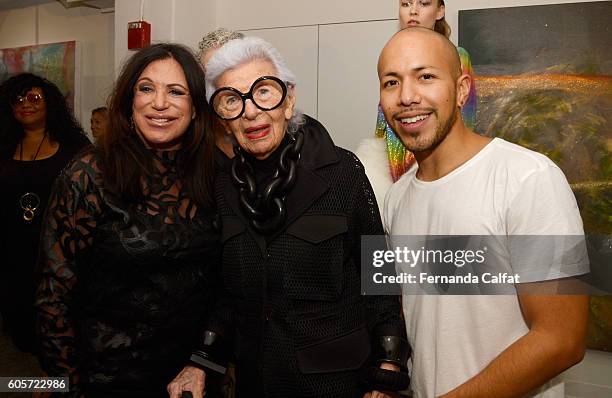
[{"x1": 205, "y1": 36, "x2": 305, "y2": 133}]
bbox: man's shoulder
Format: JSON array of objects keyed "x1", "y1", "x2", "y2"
[
  {"x1": 488, "y1": 138, "x2": 555, "y2": 165},
  {"x1": 485, "y1": 138, "x2": 561, "y2": 179}
]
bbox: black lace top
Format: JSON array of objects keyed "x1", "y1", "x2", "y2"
[{"x1": 35, "y1": 143, "x2": 220, "y2": 397}]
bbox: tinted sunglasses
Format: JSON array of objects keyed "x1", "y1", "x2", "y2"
[{"x1": 12, "y1": 92, "x2": 44, "y2": 106}]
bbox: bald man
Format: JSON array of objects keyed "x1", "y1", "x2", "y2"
[{"x1": 378, "y1": 28, "x2": 588, "y2": 398}]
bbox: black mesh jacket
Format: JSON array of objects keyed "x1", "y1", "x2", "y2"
[{"x1": 209, "y1": 115, "x2": 404, "y2": 398}]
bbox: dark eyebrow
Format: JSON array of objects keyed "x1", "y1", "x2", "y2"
[
  {"x1": 382, "y1": 65, "x2": 438, "y2": 78},
  {"x1": 383, "y1": 71, "x2": 402, "y2": 79},
  {"x1": 135, "y1": 77, "x2": 188, "y2": 91},
  {"x1": 414, "y1": 65, "x2": 437, "y2": 71},
  {"x1": 167, "y1": 83, "x2": 189, "y2": 91}
]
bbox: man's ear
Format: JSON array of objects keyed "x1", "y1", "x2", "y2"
[{"x1": 456, "y1": 74, "x2": 471, "y2": 108}]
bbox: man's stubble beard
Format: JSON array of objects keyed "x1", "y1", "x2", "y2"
[{"x1": 400, "y1": 104, "x2": 459, "y2": 154}]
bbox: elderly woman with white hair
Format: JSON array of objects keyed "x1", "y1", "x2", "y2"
[{"x1": 168, "y1": 36, "x2": 409, "y2": 398}]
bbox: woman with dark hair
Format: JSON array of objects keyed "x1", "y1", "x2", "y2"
[
  {"x1": 35, "y1": 43, "x2": 219, "y2": 397},
  {"x1": 0, "y1": 73, "x2": 89, "y2": 353}
]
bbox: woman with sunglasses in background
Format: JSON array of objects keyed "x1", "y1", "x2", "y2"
[{"x1": 0, "y1": 73, "x2": 90, "y2": 353}]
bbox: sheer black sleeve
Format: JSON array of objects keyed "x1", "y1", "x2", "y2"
[
  {"x1": 346, "y1": 150, "x2": 405, "y2": 337},
  {"x1": 35, "y1": 150, "x2": 101, "y2": 396},
  {"x1": 190, "y1": 242, "x2": 236, "y2": 374}
]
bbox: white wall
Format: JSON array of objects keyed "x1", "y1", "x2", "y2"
[
  {"x1": 243, "y1": 26, "x2": 319, "y2": 120},
  {"x1": 114, "y1": 0, "x2": 215, "y2": 74},
  {"x1": 0, "y1": 7, "x2": 37, "y2": 48},
  {"x1": 217, "y1": 0, "x2": 396, "y2": 30},
  {"x1": 316, "y1": 20, "x2": 397, "y2": 150},
  {"x1": 114, "y1": 0, "x2": 169, "y2": 74},
  {"x1": 0, "y1": 2, "x2": 114, "y2": 139},
  {"x1": 563, "y1": 349, "x2": 612, "y2": 396}
]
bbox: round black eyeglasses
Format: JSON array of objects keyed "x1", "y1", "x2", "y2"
[{"x1": 210, "y1": 76, "x2": 288, "y2": 121}]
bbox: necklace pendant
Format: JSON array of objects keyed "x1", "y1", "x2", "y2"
[
  {"x1": 23, "y1": 207, "x2": 36, "y2": 222},
  {"x1": 20, "y1": 192, "x2": 41, "y2": 222}
]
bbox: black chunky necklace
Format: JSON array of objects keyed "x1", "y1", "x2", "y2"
[{"x1": 230, "y1": 131, "x2": 304, "y2": 235}]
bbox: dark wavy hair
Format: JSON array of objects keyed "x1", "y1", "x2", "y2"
[
  {"x1": 0, "y1": 73, "x2": 84, "y2": 159},
  {"x1": 101, "y1": 42, "x2": 214, "y2": 206}
]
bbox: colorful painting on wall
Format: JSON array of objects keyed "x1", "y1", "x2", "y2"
[
  {"x1": 459, "y1": 1, "x2": 612, "y2": 352},
  {"x1": 0, "y1": 41, "x2": 77, "y2": 110}
]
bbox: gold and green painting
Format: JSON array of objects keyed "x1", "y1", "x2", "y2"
[
  {"x1": 0, "y1": 41, "x2": 76, "y2": 109},
  {"x1": 459, "y1": 1, "x2": 612, "y2": 351}
]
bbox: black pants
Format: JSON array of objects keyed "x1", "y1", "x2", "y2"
[{"x1": 0, "y1": 273, "x2": 37, "y2": 353}]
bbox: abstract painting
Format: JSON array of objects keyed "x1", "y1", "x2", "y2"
[
  {"x1": 459, "y1": 1, "x2": 612, "y2": 352},
  {"x1": 0, "y1": 41, "x2": 77, "y2": 109}
]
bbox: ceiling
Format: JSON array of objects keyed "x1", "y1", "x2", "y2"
[
  {"x1": 0, "y1": 0, "x2": 52, "y2": 10},
  {"x1": 0, "y1": 0, "x2": 114, "y2": 12}
]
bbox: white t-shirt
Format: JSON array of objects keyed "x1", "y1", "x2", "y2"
[{"x1": 383, "y1": 138, "x2": 588, "y2": 398}]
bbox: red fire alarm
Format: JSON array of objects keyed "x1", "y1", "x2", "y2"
[{"x1": 128, "y1": 21, "x2": 151, "y2": 50}]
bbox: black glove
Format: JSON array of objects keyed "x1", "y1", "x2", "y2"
[
  {"x1": 362, "y1": 324, "x2": 411, "y2": 391},
  {"x1": 189, "y1": 330, "x2": 229, "y2": 375}
]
